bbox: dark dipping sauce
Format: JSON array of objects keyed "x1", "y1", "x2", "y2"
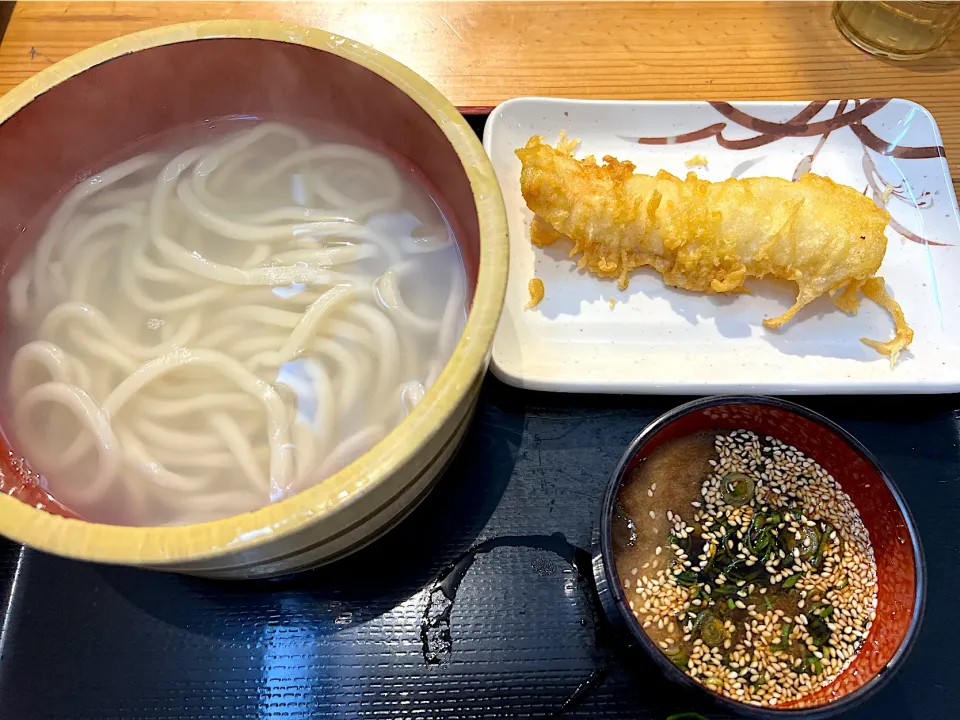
[{"x1": 611, "y1": 430, "x2": 878, "y2": 707}]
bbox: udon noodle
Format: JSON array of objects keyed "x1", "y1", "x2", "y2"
[{"x1": 5, "y1": 122, "x2": 467, "y2": 526}]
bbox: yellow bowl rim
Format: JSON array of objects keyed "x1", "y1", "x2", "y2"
[{"x1": 0, "y1": 20, "x2": 508, "y2": 565}]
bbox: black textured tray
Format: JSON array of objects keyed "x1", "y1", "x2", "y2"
[{"x1": 0, "y1": 116, "x2": 958, "y2": 720}]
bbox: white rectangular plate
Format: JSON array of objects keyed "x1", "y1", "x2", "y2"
[{"x1": 483, "y1": 97, "x2": 960, "y2": 394}]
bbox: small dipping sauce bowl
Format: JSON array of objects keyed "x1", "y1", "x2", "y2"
[{"x1": 592, "y1": 396, "x2": 924, "y2": 718}]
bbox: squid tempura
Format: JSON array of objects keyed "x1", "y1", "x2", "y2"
[{"x1": 516, "y1": 135, "x2": 913, "y2": 364}]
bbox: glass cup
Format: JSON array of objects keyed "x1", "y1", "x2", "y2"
[{"x1": 833, "y1": 1, "x2": 960, "y2": 59}]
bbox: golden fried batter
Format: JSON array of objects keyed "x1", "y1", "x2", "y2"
[
  {"x1": 515, "y1": 135, "x2": 913, "y2": 363},
  {"x1": 527, "y1": 277, "x2": 545, "y2": 308}
]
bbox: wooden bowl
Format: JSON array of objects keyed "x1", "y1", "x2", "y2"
[
  {"x1": 593, "y1": 396, "x2": 924, "y2": 718},
  {"x1": 0, "y1": 22, "x2": 508, "y2": 578}
]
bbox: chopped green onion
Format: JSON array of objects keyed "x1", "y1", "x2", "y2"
[
  {"x1": 721, "y1": 473, "x2": 755, "y2": 506},
  {"x1": 810, "y1": 522, "x2": 834, "y2": 570},
  {"x1": 805, "y1": 655, "x2": 824, "y2": 674},
  {"x1": 663, "y1": 641, "x2": 689, "y2": 669},
  {"x1": 696, "y1": 611, "x2": 727, "y2": 648},
  {"x1": 771, "y1": 622, "x2": 792, "y2": 651}
]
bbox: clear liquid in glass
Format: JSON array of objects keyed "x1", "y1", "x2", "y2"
[{"x1": 834, "y1": 1, "x2": 960, "y2": 59}]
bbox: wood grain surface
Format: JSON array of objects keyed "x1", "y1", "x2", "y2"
[{"x1": 0, "y1": 1, "x2": 959, "y2": 186}]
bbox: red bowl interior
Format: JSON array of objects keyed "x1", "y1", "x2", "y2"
[
  {"x1": 618, "y1": 400, "x2": 920, "y2": 710},
  {"x1": 0, "y1": 36, "x2": 481, "y2": 520}
]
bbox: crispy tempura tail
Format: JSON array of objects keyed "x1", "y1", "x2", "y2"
[{"x1": 859, "y1": 277, "x2": 914, "y2": 367}]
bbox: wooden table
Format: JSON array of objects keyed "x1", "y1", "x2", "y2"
[{"x1": 1, "y1": 0, "x2": 959, "y2": 189}]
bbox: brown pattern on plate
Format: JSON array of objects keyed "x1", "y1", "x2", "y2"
[{"x1": 634, "y1": 99, "x2": 950, "y2": 247}]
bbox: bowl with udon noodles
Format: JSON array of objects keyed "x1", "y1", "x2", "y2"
[{"x1": 0, "y1": 22, "x2": 507, "y2": 578}]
